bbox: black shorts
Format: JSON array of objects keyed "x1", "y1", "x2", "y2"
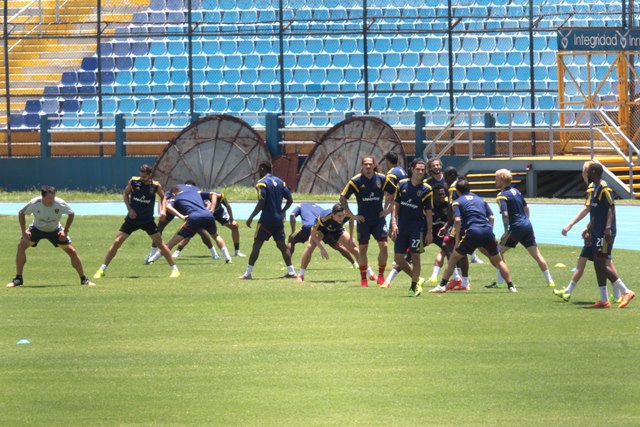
[
  {"x1": 27, "y1": 226, "x2": 71, "y2": 247},
  {"x1": 290, "y1": 227, "x2": 311, "y2": 245},
  {"x1": 119, "y1": 217, "x2": 159, "y2": 235}
]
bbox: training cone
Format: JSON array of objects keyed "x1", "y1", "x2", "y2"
[{"x1": 554, "y1": 262, "x2": 566, "y2": 268}]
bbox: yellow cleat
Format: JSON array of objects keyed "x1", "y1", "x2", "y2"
[
  {"x1": 169, "y1": 269, "x2": 181, "y2": 279},
  {"x1": 93, "y1": 269, "x2": 105, "y2": 279}
]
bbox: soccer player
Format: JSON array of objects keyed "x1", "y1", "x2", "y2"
[
  {"x1": 424, "y1": 184, "x2": 453, "y2": 284},
  {"x1": 340, "y1": 156, "x2": 396, "y2": 287},
  {"x1": 388, "y1": 159, "x2": 433, "y2": 296},
  {"x1": 555, "y1": 160, "x2": 621, "y2": 303},
  {"x1": 239, "y1": 161, "x2": 296, "y2": 279},
  {"x1": 210, "y1": 190, "x2": 246, "y2": 257},
  {"x1": 425, "y1": 157, "x2": 445, "y2": 188},
  {"x1": 6, "y1": 186, "x2": 95, "y2": 288},
  {"x1": 148, "y1": 185, "x2": 233, "y2": 263},
  {"x1": 144, "y1": 181, "x2": 219, "y2": 263},
  {"x1": 295, "y1": 204, "x2": 360, "y2": 283},
  {"x1": 582, "y1": 163, "x2": 634, "y2": 308},
  {"x1": 486, "y1": 169, "x2": 555, "y2": 288},
  {"x1": 93, "y1": 164, "x2": 180, "y2": 279},
  {"x1": 429, "y1": 178, "x2": 517, "y2": 293},
  {"x1": 382, "y1": 151, "x2": 408, "y2": 227}
]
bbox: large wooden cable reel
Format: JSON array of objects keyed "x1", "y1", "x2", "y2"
[
  {"x1": 153, "y1": 114, "x2": 271, "y2": 189},
  {"x1": 297, "y1": 116, "x2": 406, "y2": 194}
]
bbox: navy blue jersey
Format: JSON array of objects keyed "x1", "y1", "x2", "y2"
[
  {"x1": 447, "y1": 178, "x2": 460, "y2": 207},
  {"x1": 588, "y1": 180, "x2": 616, "y2": 237},
  {"x1": 172, "y1": 190, "x2": 212, "y2": 220},
  {"x1": 128, "y1": 176, "x2": 161, "y2": 223},
  {"x1": 431, "y1": 198, "x2": 449, "y2": 232},
  {"x1": 496, "y1": 185, "x2": 531, "y2": 230},
  {"x1": 384, "y1": 166, "x2": 408, "y2": 190},
  {"x1": 292, "y1": 203, "x2": 325, "y2": 229},
  {"x1": 316, "y1": 209, "x2": 346, "y2": 233},
  {"x1": 256, "y1": 174, "x2": 292, "y2": 224},
  {"x1": 425, "y1": 175, "x2": 446, "y2": 189},
  {"x1": 452, "y1": 192, "x2": 494, "y2": 233},
  {"x1": 341, "y1": 172, "x2": 395, "y2": 220},
  {"x1": 394, "y1": 178, "x2": 433, "y2": 230}
]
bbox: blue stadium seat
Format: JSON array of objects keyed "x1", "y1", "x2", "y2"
[
  {"x1": 154, "y1": 70, "x2": 170, "y2": 85},
  {"x1": 9, "y1": 114, "x2": 25, "y2": 128},
  {"x1": 149, "y1": 0, "x2": 165, "y2": 11},
  {"x1": 153, "y1": 56, "x2": 171, "y2": 71},
  {"x1": 208, "y1": 55, "x2": 224, "y2": 69},
  {"x1": 131, "y1": 41, "x2": 149, "y2": 56},
  {"x1": 25, "y1": 99, "x2": 41, "y2": 113},
  {"x1": 150, "y1": 41, "x2": 167, "y2": 56},
  {"x1": 210, "y1": 97, "x2": 227, "y2": 112},
  {"x1": 61, "y1": 72, "x2": 78, "y2": 86},
  {"x1": 100, "y1": 42, "x2": 114, "y2": 56},
  {"x1": 100, "y1": 57, "x2": 115, "y2": 71},
  {"x1": 115, "y1": 57, "x2": 133, "y2": 70},
  {"x1": 172, "y1": 56, "x2": 188, "y2": 70},
  {"x1": 193, "y1": 97, "x2": 209, "y2": 113},
  {"x1": 228, "y1": 97, "x2": 245, "y2": 112},
  {"x1": 78, "y1": 86, "x2": 97, "y2": 95},
  {"x1": 81, "y1": 57, "x2": 98, "y2": 72},
  {"x1": 133, "y1": 57, "x2": 152, "y2": 71},
  {"x1": 134, "y1": 71, "x2": 152, "y2": 86},
  {"x1": 41, "y1": 99, "x2": 60, "y2": 114}
]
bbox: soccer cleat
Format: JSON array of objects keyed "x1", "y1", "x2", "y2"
[
  {"x1": 407, "y1": 287, "x2": 416, "y2": 297},
  {"x1": 618, "y1": 291, "x2": 635, "y2": 309},
  {"x1": 376, "y1": 274, "x2": 386, "y2": 286},
  {"x1": 368, "y1": 272, "x2": 378, "y2": 281},
  {"x1": 446, "y1": 278, "x2": 462, "y2": 290},
  {"x1": 169, "y1": 269, "x2": 181, "y2": 278},
  {"x1": 282, "y1": 272, "x2": 297, "y2": 278},
  {"x1": 5, "y1": 277, "x2": 23, "y2": 288},
  {"x1": 450, "y1": 283, "x2": 470, "y2": 291},
  {"x1": 548, "y1": 281, "x2": 556, "y2": 288},
  {"x1": 81, "y1": 278, "x2": 95, "y2": 287},
  {"x1": 415, "y1": 282, "x2": 423, "y2": 297},
  {"x1": 212, "y1": 253, "x2": 221, "y2": 260},
  {"x1": 379, "y1": 282, "x2": 390, "y2": 289},
  {"x1": 589, "y1": 300, "x2": 611, "y2": 308},
  {"x1": 235, "y1": 251, "x2": 246, "y2": 257},
  {"x1": 93, "y1": 269, "x2": 105, "y2": 279},
  {"x1": 427, "y1": 277, "x2": 438, "y2": 284},
  {"x1": 360, "y1": 279, "x2": 369, "y2": 287},
  {"x1": 296, "y1": 275, "x2": 304, "y2": 283},
  {"x1": 172, "y1": 250, "x2": 181, "y2": 259},
  {"x1": 470, "y1": 254, "x2": 484, "y2": 264},
  {"x1": 144, "y1": 255, "x2": 154, "y2": 265},
  {"x1": 508, "y1": 286, "x2": 518, "y2": 293},
  {"x1": 225, "y1": 258, "x2": 233, "y2": 264},
  {"x1": 609, "y1": 294, "x2": 622, "y2": 304},
  {"x1": 238, "y1": 273, "x2": 252, "y2": 280},
  {"x1": 553, "y1": 289, "x2": 571, "y2": 302},
  {"x1": 429, "y1": 285, "x2": 447, "y2": 293}
]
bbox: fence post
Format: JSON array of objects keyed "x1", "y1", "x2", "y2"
[
  {"x1": 265, "y1": 112, "x2": 282, "y2": 158},
  {"x1": 115, "y1": 113, "x2": 125, "y2": 157},
  {"x1": 484, "y1": 113, "x2": 496, "y2": 156},
  {"x1": 40, "y1": 115, "x2": 51, "y2": 158},
  {"x1": 414, "y1": 112, "x2": 425, "y2": 159}
]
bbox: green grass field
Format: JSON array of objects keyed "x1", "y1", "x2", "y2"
[{"x1": 1, "y1": 215, "x2": 639, "y2": 426}]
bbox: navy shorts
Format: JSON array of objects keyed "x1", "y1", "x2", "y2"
[
  {"x1": 320, "y1": 228, "x2": 345, "y2": 246},
  {"x1": 457, "y1": 227, "x2": 499, "y2": 257},
  {"x1": 579, "y1": 244, "x2": 593, "y2": 261},
  {"x1": 357, "y1": 217, "x2": 388, "y2": 244},
  {"x1": 290, "y1": 227, "x2": 311, "y2": 245},
  {"x1": 27, "y1": 225, "x2": 71, "y2": 247},
  {"x1": 178, "y1": 215, "x2": 217, "y2": 238},
  {"x1": 120, "y1": 217, "x2": 159, "y2": 235},
  {"x1": 502, "y1": 224, "x2": 537, "y2": 248},
  {"x1": 214, "y1": 209, "x2": 230, "y2": 226},
  {"x1": 256, "y1": 221, "x2": 286, "y2": 242},
  {"x1": 590, "y1": 234, "x2": 614, "y2": 259},
  {"x1": 394, "y1": 229, "x2": 423, "y2": 254}
]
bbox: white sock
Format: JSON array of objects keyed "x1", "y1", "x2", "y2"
[
  {"x1": 171, "y1": 264, "x2": 178, "y2": 271},
  {"x1": 246, "y1": 265, "x2": 254, "y2": 275},
  {"x1": 543, "y1": 269, "x2": 553, "y2": 284},
  {"x1": 386, "y1": 268, "x2": 400, "y2": 284},
  {"x1": 221, "y1": 247, "x2": 231, "y2": 261},
  {"x1": 613, "y1": 278, "x2": 629, "y2": 295},
  {"x1": 462, "y1": 277, "x2": 469, "y2": 288},
  {"x1": 496, "y1": 269, "x2": 504, "y2": 284},
  {"x1": 210, "y1": 247, "x2": 219, "y2": 257},
  {"x1": 566, "y1": 280, "x2": 577, "y2": 293},
  {"x1": 431, "y1": 265, "x2": 441, "y2": 279},
  {"x1": 298, "y1": 268, "x2": 306, "y2": 277},
  {"x1": 149, "y1": 247, "x2": 158, "y2": 256},
  {"x1": 367, "y1": 266, "x2": 376, "y2": 277},
  {"x1": 599, "y1": 286, "x2": 608, "y2": 302},
  {"x1": 452, "y1": 268, "x2": 461, "y2": 280},
  {"x1": 287, "y1": 265, "x2": 296, "y2": 275},
  {"x1": 352, "y1": 261, "x2": 359, "y2": 268},
  {"x1": 100, "y1": 264, "x2": 107, "y2": 271}
]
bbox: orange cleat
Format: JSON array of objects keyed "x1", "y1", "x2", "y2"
[
  {"x1": 589, "y1": 300, "x2": 611, "y2": 308},
  {"x1": 618, "y1": 291, "x2": 635, "y2": 309}
]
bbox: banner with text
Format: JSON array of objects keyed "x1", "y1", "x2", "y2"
[{"x1": 557, "y1": 28, "x2": 640, "y2": 51}]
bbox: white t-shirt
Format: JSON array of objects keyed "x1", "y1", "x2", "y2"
[{"x1": 20, "y1": 196, "x2": 74, "y2": 232}]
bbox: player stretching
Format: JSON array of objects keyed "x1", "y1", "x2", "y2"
[
  {"x1": 388, "y1": 159, "x2": 433, "y2": 296},
  {"x1": 486, "y1": 169, "x2": 555, "y2": 289},
  {"x1": 430, "y1": 178, "x2": 517, "y2": 293},
  {"x1": 583, "y1": 163, "x2": 634, "y2": 308},
  {"x1": 94, "y1": 164, "x2": 179, "y2": 279},
  {"x1": 340, "y1": 156, "x2": 396, "y2": 287},
  {"x1": 6, "y1": 186, "x2": 95, "y2": 288},
  {"x1": 296, "y1": 204, "x2": 359, "y2": 283},
  {"x1": 239, "y1": 161, "x2": 296, "y2": 279}
]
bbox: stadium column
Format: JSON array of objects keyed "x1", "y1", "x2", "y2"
[
  {"x1": 40, "y1": 115, "x2": 51, "y2": 158},
  {"x1": 265, "y1": 112, "x2": 282, "y2": 157},
  {"x1": 414, "y1": 112, "x2": 425, "y2": 158}
]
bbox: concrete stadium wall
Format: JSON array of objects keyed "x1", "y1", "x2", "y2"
[{"x1": 0, "y1": 157, "x2": 157, "y2": 192}]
